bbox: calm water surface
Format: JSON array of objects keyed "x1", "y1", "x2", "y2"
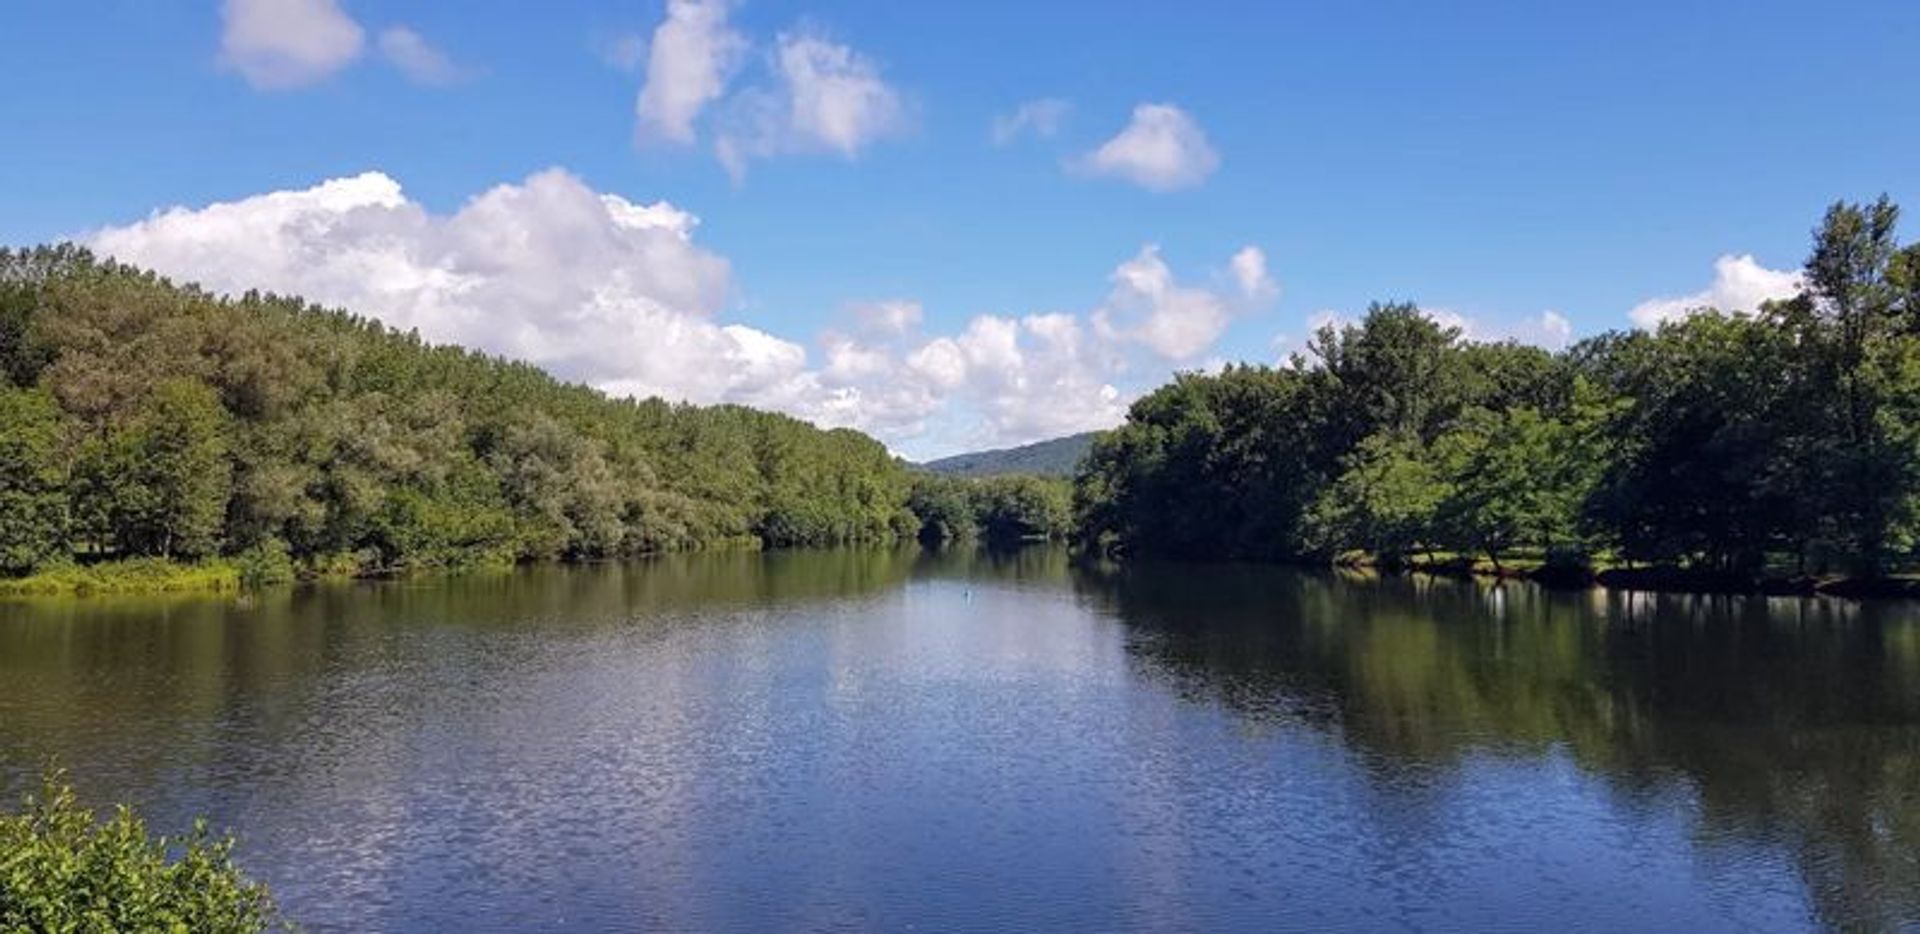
[{"x1": 1, "y1": 547, "x2": 1916, "y2": 932}]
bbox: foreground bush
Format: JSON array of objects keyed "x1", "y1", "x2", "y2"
[{"x1": 0, "y1": 772, "x2": 282, "y2": 933}]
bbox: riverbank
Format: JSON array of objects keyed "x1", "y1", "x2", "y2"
[
  {"x1": 0, "y1": 537, "x2": 779, "y2": 598},
  {"x1": 13, "y1": 545, "x2": 1920, "y2": 601},
  {"x1": 1366, "y1": 552, "x2": 1920, "y2": 598}
]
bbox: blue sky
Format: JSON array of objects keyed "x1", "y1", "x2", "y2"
[{"x1": 3, "y1": 1, "x2": 1917, "y2": 457}]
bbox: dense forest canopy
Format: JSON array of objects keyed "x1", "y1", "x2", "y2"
[
  {"x1": 0, "y1": 247, "x2": 921, "y2": 577},
  {"x1": 1076, "y1": 196, "x2": 1920, "y2": 577}
]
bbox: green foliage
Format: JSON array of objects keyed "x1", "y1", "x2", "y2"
[
  {"x1": 1078, "y1": 197, "x2": 1920, "y2": 578},
  {"x1": 1583, "y1": 310, "x2": 1806, "y2": 570},
  {"x1": 0, "y1": 388, "x2": 69, "y2": 573},
  {"x1": 1305, "y1": 432, "x2": 1447, "y2": 562},
  {"x1": 973, "y1": 475, "x2": 1071, "y2": 542},
  {"x1": 0, "y1": 245, "x2": 937, "y2": 585},
  {"x1": 108, "y1": 379, "x2": 232, "y2": 560},
  {"x1": 0, "y1": 770, "x2": 280, "y2": 933},
  {"x1": 0, "y1": 559, "x2": 243, "y2": 597},
  {"x1": 907, "y1": 474, "x2": 979, "y2": 542},
  {"x1": 909, "y1": 473, "x2": 1071, "y2": 544},
  {"x1": 1075, "y1": 365, "x2": 1327, "y2": 558},
  {"x1": 234, "y1": 539, "x2": 296, "y2": 589},
  {"x1": 1431, "y1": 407, "x2": 1589, "y2": 569},
  {"x1": 1309, "y1": 301, "x2": 1470, "y2": 443}
]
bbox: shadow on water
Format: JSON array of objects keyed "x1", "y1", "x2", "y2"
[{"x1": 1070, "y1": 560, "x2": 1920, "y2": 931}]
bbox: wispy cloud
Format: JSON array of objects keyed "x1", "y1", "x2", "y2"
[
  {"x1": 633, "y1": 0, "x2": 747, "y2": 144},
  {"x1": 219, "y1": 0, "x2": 463, "y2": 90},
  {"x1": 991, "y1": 98, "x2": 1070, "y2": 145},
  {"x1": 378, "y1": 26, "x2": 469, "y2": 86}
]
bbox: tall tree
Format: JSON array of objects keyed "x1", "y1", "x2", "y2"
[
  {"x1": 1304, "y1": 431, "x2": 1446, "y2": 563},
  {"x1": 0, "y1": 388, "x2": 69, "y2": 572},
  {"x1": 1308, "y1": 303, "x2": 1468, "y2": 444},
  {"x1": 1806, "y1": 197, "x2": 1920, "y2": 571},
  {"x1": 102, "y1": 380, "x2": 232, "y2": 559}
]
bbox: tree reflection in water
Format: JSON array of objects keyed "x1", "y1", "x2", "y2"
[{"x1": 1074, "y1": 562, "x2": 1920, "y2": 930}]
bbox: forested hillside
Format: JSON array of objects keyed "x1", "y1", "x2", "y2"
[
  {"x1": 0, "y1": 246, "x2": 916, "y2": 580},
  {"x1": 921, "y1": 433, "x2": 1097, "y2": 478},
  {"x1": 1076, "y1": 197, "x2": 1920, "y2": 580}
]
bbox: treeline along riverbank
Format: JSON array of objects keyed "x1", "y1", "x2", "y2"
[
  {"x1": 1074, "y1": 196, "x2": 1920, "y2": 595},
  {"x1": 0, "y1": 246, "x2": 1069, "y2": 594}
]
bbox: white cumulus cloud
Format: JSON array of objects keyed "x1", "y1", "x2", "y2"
[
  {"x1": 1077, "y1": 103, "x2": 1219, "y2": 192},
  {"x1": 903, "y1": 315, "x2": 1126, "y2": 447},
  {"x1": 218, "y1": 0, "x2": 365, "y2": 89},
  {"x1": 86, "y1": 171, "x2": 1263, "y2": 457},
  {"x1": 1093, "y1": 245, "x2": 1247, "y2": 360},
  {"x1": 714, "y1": 30, "x2": 907, "y2": 180},
  {"x1": 1628, "y1": 254, "x2": 1803, "y2": 329},
  {"x1": 87, "y1": 169, "x2": 784, "y2": 406},
  {"x1": 633, "y1": 0, "x2": 746, "y2": 145}
]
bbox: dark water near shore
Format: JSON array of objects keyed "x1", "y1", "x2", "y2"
[{"x1": 1, "y1": 547, "x2": 1916, "y2": 932}]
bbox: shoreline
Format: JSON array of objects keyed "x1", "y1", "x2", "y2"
[
  {"x1": 1344, "y1": 555, "x2": 1920, "y2": 599},
  {"x1": 0, "y1": 540, "x2": 885, "y2": 599},
  {"x1": 11, "y1": 546, "x2": 1920, "y2": 601}
]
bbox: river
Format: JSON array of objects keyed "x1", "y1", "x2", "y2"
[{"x1": 1, "y1": 546, "x2": 1915, "y2": 931}]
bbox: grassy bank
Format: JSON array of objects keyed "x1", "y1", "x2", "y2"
[
  {"x1": 0, "y1": 554, "x2": 524, "y2": 598},
  {"x1": 0, "y1": 536, "x2": 782, "y2": 599},
  {"x1": 0, "y1": 559, "x2": 245, "y2": 597}
]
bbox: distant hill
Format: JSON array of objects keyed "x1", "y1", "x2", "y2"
[{"x1": 920, "y1": 432, "x2": 1100, "y2": 478}]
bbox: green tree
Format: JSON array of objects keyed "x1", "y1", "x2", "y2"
[
  {"x1": 109, "y1": 380, "x2": 232, "y2": 559},
  {"x1": 0, "y1": 246, "x2": 945, "y2": 577},
  {"x1": 1075, "y1": 365, "x2": 1327, "y2": 558},
  {"x1": 975, "y1": 475, "x2": 1071, "y2": 543},
  {"x1": 1074, "y1": 197, "x2": 1920, "y2": 580},
  {"x1": 1431, "y1": 407, "x2": 1594, "y2": 569},
  {"x1": 908, "y1": 474, "x2": 979, "y2": 542},
  {"x1": 0, "y1": 388, "x2": 69, "y2": 572},
  {"x1": 1308, "y1": 302, "x2": 1468, "y2": 444},
  {"x1": 1304, "y1": 431, "x2": 1446, "y2": 563},
  {"x1": 1804, "y1": 197, "x2": 1920, "y2": 572}
]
